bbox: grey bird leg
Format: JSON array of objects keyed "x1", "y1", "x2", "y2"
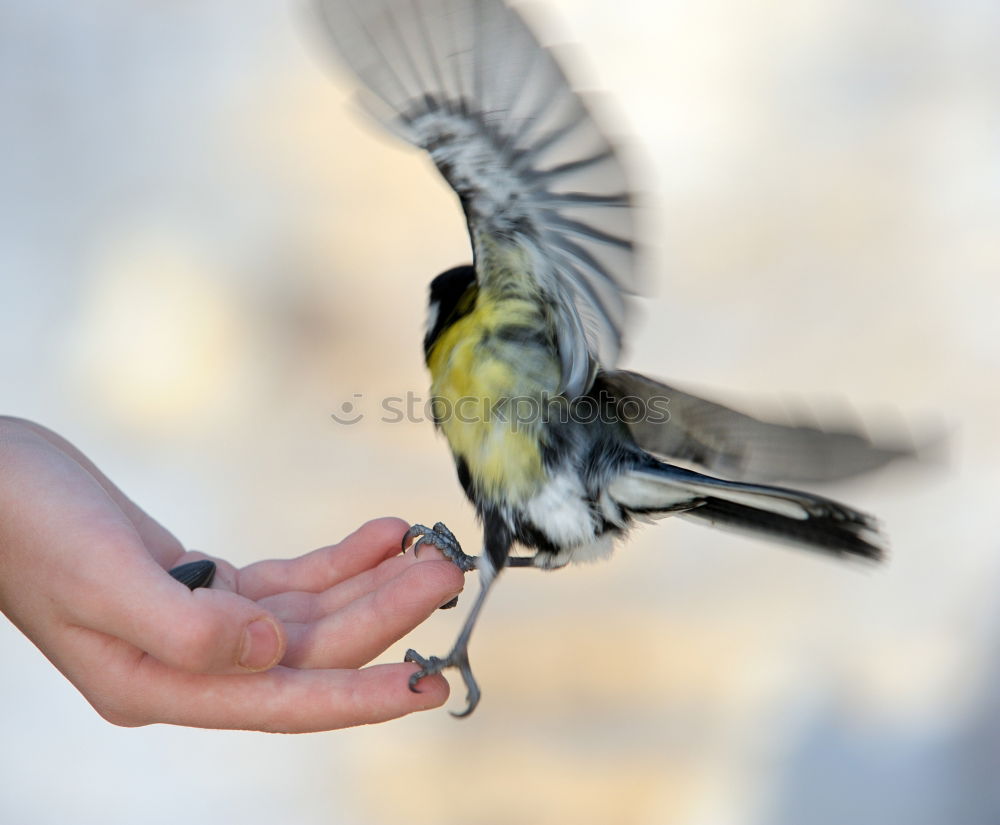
[
  {"x1": 402, "y1": 522, "x2": 539, "y2": 713},
  {"x1": 405, "y1": 572, "x2": 498, "y2": 718},
  {"x1": 403, "y1": 522, "x2": 534, "y2": 609}
]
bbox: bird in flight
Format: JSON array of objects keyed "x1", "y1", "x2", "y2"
[{"x1": 313, "y1": 0, "x2": 907, "y2": 716}]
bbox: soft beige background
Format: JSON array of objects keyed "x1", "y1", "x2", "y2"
[{"x1": 2, "y1": 1, "x2": 997, "y2": 823}]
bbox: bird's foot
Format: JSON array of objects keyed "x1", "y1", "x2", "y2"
[
  {"x1": 402, "y1": 522, "x2": 478, "y2": 573},
  {"x1": 405, "y1": 644, "x2": 481, "y2": 718},
  {"x1": 403, "y1": 522, "x2": 476, "y2": 609}
]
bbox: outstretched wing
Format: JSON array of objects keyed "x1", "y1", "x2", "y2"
[
  {"x1": 601, "y1": 370, "x2": 915, "y2": 483},
  {"x1": 315, "y1": 0, "x2": 638, "y2": 397}
]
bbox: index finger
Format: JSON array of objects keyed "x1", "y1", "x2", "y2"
[{"x1": 236, "y1": 518, "x2": 410, "y2": 600}]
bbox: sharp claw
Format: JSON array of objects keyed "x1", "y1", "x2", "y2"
[
  {"x1": 402, "y1": 523, "x2": 430, "y2": 551},
  {"x1": 452, "y1": 658, "x2": 480, "y2": 718},
  {"x1": 411, "y1": 536, "x2": 433, "y2": 560},
  {"x1": 402, "y1": 521, "x2": 478, "y2": 572},
  {"x1": 404, "y1": 647, "x2": 480, "y2": 716},
  {"x1": 404, "y1": 648, "x2": 435, "y2": 693}
]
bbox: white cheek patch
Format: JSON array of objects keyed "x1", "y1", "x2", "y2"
[{"x1": 425, "y1": 301, "x2": 441, "y2": 337}]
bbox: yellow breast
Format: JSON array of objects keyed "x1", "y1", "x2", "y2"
[{"x1": 427, "y1": 292, "x2": 559, "y2": 504}]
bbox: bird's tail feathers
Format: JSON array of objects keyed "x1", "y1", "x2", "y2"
[{"x1": 609, "y1": 464, "x2": 884, "y2": 561}]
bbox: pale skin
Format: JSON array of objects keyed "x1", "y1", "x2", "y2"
[{"x1": 0, "y1": 416, "x2": 465, "y2": 732}]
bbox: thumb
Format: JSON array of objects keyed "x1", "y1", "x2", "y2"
[
  {"x1": 72, "y1": 543, "x2": 286, "y2": 675},
  {"x1": 154, "y1": 586, "x2": 287, "y2": 674}
]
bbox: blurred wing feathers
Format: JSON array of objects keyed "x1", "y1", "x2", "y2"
[
  {"x1": 601, "y1": 370, "x2": 914, "y2": 483},
  {"x1": 316, "y1": 0, "x2": 638, "y2": 396}
]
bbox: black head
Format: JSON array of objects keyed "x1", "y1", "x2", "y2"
[{"x1": 424, "y1": 265, "x2": 477, "y2": 357}]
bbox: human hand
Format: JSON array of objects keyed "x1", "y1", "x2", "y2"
[{"x1": 0, "y1": 417, "x2": 465, "y2": 732}]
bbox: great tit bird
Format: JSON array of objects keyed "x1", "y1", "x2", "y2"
[{"x1": 315, "y1": 0, "x2": 907, "y2": 716}]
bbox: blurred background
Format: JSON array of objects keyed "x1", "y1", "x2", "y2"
[{"x1": 1, "y1": 0, "x2": 998, "y2": 823}]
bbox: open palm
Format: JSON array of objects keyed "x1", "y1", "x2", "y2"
[{"x1": 0, "y1": 418, "x2": 464, "y2": 731}]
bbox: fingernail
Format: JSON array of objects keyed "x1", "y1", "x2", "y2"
[{"x1": 239, "y1": 618, "x2": 281, "y2": 671}]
